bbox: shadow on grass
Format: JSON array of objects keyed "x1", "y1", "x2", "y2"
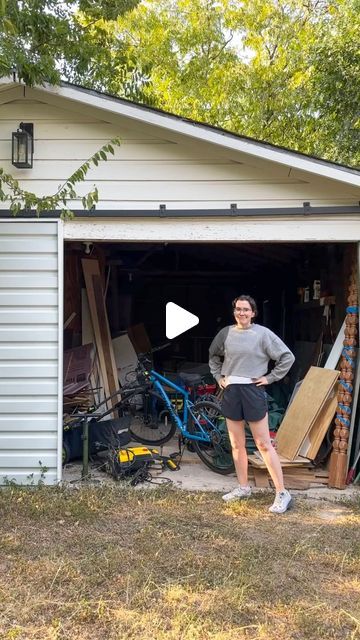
[{"x1": 0, "y1": 485, "x2": 359, "y2": 639}]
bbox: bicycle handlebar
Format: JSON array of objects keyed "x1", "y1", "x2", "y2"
[{"x1": 136, "y1": 341, "x2": 171, "y2": 370}]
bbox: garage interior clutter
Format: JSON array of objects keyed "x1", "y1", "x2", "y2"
[{"x1": 63, "y1": 240, "x2": 360, "y2": 490}]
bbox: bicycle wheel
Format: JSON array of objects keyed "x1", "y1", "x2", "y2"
[
  {"x1": 125, "y1": 389, "x2": 177, "y2": 446},
  {"x1": 189, "y1": 400, "x2": 235, "y2": 475}
]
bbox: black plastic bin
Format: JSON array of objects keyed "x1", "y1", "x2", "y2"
[{"x1": 63, "y1": 415, "x2": 131, "y2": 464}]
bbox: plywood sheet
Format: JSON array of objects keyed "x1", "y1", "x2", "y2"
[
  {"x1": 275, "y1": 366, "x2": 339, "y2": 460},
  {"x1": 299, "y1": 385, "x2": 338, "y2": 460}
]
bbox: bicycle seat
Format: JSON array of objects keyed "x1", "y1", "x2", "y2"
[{"x1": 179, "y1": 372, "x2": 203, "y2": 386}]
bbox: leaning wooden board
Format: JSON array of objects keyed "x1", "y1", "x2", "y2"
[
  {"x1": 275, "y1": 366, "x2": 339, "y2": 460},
  {"x1": 81, "y1": 259, "x2": 120, "y2": 414},
  {"x1": 298, "y1": 384, "x2": 338, "y2": 459}
]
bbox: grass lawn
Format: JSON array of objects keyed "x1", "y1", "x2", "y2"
[{"x1": 0, "y1": 484, "x2": 359, "y2": 640}]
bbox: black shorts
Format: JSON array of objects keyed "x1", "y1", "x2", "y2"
[{"x1": 221, "y1": 384, "x2": 268, "y2": 422}]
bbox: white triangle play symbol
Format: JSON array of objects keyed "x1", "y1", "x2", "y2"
[{"x1": 166, "y1": 302, "x2": 199, "y2": 339}]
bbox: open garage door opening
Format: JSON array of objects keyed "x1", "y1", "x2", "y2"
[
  {"x1": 62, "y1": 240, "x2": 358, "y2": 487},
  {"x1": 64, "y1": 240, "x2": 350, "y2": 372}
]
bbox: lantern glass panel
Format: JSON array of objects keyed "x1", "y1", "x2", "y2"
[{"x1": 12, "y1": 129, "x2": 33, "y2": 168}]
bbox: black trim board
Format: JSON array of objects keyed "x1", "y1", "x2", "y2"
[{"x1": 1, "y1": 206, "x2": 360, "y2": 219}]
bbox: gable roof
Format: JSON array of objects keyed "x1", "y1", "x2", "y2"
[{"x1": 1, "y1": 78, "x2": 360, "y2": 188}]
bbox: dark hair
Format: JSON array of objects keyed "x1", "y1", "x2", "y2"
[{"x1": 232, "y1": 295, "x2": 258, "y2": 318}]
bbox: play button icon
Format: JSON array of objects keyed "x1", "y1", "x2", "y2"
[{"x1": 166, "y1": 302, "x2": 199, "y2": 339}]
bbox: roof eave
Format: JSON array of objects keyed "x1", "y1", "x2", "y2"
[{"x1": 28, "y1": 82, "x2": 360, "y2": 189}]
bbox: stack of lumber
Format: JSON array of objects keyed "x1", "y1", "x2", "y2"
[
  {"x1": 248, "y1": 452, "x2": 329, "y2": 489},
  {"x1": 248, "y1": 367, "x2": 339, "y2": 489}
]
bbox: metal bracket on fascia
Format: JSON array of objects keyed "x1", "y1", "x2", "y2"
[
  {"x1": 303, "y1": 201, "x2": 311, "y2": 215},
  {"x1": 159, "y1": 204, "x2": 167, "y2": 217},
  {"x1": 230, "y1": 203, "x2": 238, "y2": 216}
]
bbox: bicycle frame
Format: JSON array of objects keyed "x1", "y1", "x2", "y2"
[{"x1": 148, "y1": 369, "x2": 213, "y2": 443}]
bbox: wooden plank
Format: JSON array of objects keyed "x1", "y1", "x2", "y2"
[
  {"x1": 92, "y1": 274, "x2": 120, "y2": 398},
  {"x1": 250, "y1": 466, "x2": 327, "y2": 490},
  {"x1": 299, "y1": 385, "x2": 338, "y2": 459},
  {"x1": 275, "y1": 367, "x2": 339, "y2": 460},
  {"x1": 81, "y1": 260, "x2": 120, "y2": 413},
  {"x1": 81, "y1": 288, "x2": 105, "y2": 407},
  {"x1": 249, "y1": 453, "x2": 311, "y2": 469},
  {"x1": 314, "y1": 468, "x2": 329, "y2": 478},
  {"x1": 64, "y1": 311, "x2": 76, "y2": 330},
  {"x1": 127, "y1": 323, "x2": 152, "y2": 355},
  {"x1": 253, "y1": 468, "x2": 271, "y2": 488},
  {"x1": 82, "y1": 261, "x2": 111, "y2": 401}
]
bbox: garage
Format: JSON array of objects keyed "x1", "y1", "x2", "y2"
[
  {"x1": 64, "y1": 239, "x2": 349, "y2": 372},
  {"x1": 60, "y1": 232, "x2": 358, "y2": 487},
  {"x1": 0, "y1": 79, "x2": 360, "y2": 487}
]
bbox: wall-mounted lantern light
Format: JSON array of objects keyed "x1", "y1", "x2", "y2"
[{"x1": 12, "y1": 122, "x2": 34, "y2": 168}]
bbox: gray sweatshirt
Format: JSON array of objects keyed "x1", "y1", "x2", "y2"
[{"x1": 209, "y1": 324, "x2": 295, "y2": 385}]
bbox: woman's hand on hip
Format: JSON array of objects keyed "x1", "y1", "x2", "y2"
[{"x1": 253, "y1": 376, "x2": 268, "y2": 386}]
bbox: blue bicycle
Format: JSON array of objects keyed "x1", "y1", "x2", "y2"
[{"x1": 120, "y1": 354, "x2": 234, "y2": 475}]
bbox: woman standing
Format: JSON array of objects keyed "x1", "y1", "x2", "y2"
[{"x1": 209, "y1": 295, "x2": 295, "y2": 514}]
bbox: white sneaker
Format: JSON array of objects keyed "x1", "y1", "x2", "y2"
[
  {"x1": 269, "y1": 490, "x2": 292, "y2": 514},
  {"x1": 222, "y1": 486, "x2": 251, "y2": 503}
]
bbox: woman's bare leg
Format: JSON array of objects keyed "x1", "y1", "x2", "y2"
[
  {"x1": 249, "y1": 414, "x2": 285, "y2": 492},
  {"x1": 225, "y1": 418, "x2": 249, "y2": 486}
]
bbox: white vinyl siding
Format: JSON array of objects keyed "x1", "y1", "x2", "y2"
[
  {"x1": 0, "y1": 93, "x2": 359, "y2": 211},
  {"x1": 0, "y1": 221, "x2": 62, "y2": 485}
]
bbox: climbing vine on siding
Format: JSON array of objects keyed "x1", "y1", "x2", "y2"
[{"x1": 0, "y1": 137, "x2": 121, "y2": 218}]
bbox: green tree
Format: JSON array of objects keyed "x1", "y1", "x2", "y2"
[
  {"x1": 308, "y1": 0, "x2": 360, "y2": 165},
  {"x1": 108, "y1": 0, "x2": 359, "y2": 166},
  {"x1": 0, "y1": 0, "x2": 140, "y2": 85},
  {"x1": 1, "y1": 0, "x2": 359, "y2": 166}
]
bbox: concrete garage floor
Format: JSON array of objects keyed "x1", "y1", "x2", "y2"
[{"x1": 62, "y1": 437, "x2": 360, "y2": 503}]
